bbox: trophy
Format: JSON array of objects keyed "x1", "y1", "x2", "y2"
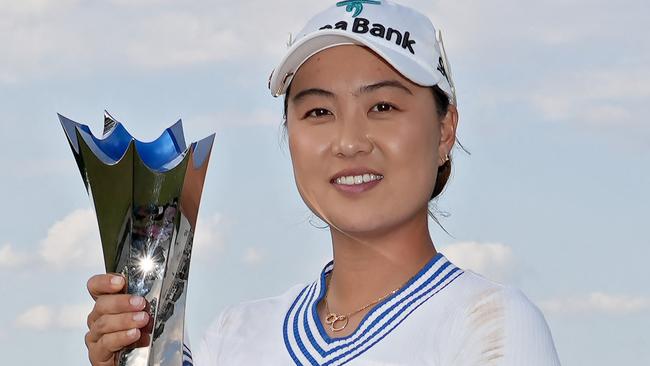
[{"x1": 59, "y1": 111, "x2": 215, "y2": 365}]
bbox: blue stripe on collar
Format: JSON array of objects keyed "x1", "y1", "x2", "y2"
[{"x1": 283, "y1": 252, "x2": 464, "y2": 365}]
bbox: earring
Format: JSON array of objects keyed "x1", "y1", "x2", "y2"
[{"x1": 442, "y1": 153, "x2": 449, "y2": 163}]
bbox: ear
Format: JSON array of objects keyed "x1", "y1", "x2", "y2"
[{"x1": 438, "y1": 104, "x2": 459, "y2": 166}]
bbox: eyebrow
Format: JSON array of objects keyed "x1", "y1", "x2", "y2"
[
  {"x1": 291, "y1": 88, "x2": 335, "y2": 104},
  {"x1": 357, "y1": 80, "x2": 413, "y2": 96},
  {"x1": 291, "y1": 79, "x2": 413, "y2": 104}
]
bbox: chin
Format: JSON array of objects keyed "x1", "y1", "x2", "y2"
[{"x1": 323, "y1": 210, "x2": 399, "y2": 237}]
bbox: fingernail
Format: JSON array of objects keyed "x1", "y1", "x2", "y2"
[
  {"x1": 133, "y1": 312, "x2": 146, "y2": 322},
  {"x1": 111, "y1": 276, "x2": 124, "y2": 286},
  {"x1": 129, "y1": 296, "x2": 144, "y2": 307},
  {"x1": 126, "y1": 328, "x2": 138, "y2": 338}
]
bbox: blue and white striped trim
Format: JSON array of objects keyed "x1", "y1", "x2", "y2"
[
  {"x1": 182, "y1": 342, "x2": 194, "y2": 366},
  {"x1": 282, "y1": 252, "x2": 464, "y2": 365}
]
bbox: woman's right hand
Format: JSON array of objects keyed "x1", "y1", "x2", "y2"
[{"x1": 85, "y1": 274, "x2": 150, "y2": 366}]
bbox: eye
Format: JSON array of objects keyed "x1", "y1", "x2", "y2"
[
  {"x1": 304, "y1": 108, "x2": 333, "y2": 119},
  {"x1": 370, "y1": 102, "x2": 397, "y2": 113}
]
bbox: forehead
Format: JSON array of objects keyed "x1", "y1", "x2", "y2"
[{"x1": 290, "y1": 44, "x2": 413, "y2": 89}]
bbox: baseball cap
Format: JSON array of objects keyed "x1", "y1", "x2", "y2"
[{"x1": 268, "y1": 0, "x2": 457, "y2": 105}]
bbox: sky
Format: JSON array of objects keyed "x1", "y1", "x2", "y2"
[{"x1": 0, "y1": 0, "x2": 648, "y2": 364}]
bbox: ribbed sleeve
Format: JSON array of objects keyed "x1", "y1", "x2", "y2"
[
  {"x1": 443, "y1": 283, "x2": 561, "y2": 366},
  {"x1": 500, "y1": 286, "x2": 561, "y2": 365}
]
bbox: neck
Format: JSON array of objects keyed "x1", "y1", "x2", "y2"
[{"x1": 325, "y1": 208, "x2": 437, "y2": 312}]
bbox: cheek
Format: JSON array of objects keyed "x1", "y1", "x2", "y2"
[
  {"x1": 287, "y1": 126, "x2": 327, "y2": 192},
  {"x1": 381, "y1": 117, "x2": 439, "y2": 196}
]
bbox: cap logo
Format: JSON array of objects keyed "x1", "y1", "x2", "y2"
[
  {"x1": 437, "y1": 57, "x2": 450, "y2": 84},
  {"x1": 336, "y1": 0, "x2": 381, "y2": 18},
  {"x1": 319, "y1": 17, "x2": 417, "y2": 54}
]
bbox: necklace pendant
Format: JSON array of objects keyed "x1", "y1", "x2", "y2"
[{"x1": 325, "y1": 313, "x2": 349, "y2": 332}]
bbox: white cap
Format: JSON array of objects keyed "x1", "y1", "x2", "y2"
[{"x1": 268, "y1": 0, "x2": 457, "y2": 105}]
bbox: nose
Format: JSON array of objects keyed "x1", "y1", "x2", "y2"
[{"x1": 331, "y1": 114, "x2": 374, "y2": 158}]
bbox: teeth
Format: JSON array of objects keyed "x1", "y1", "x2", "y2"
[{"x1": 335, "y1": 174, "x2": 383, "y2": 185}]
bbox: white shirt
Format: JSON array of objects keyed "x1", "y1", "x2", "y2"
[{"x1": 190, "y1": 252, "x2": 561, "y2": 365}]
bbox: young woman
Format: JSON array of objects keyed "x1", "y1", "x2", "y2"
[{"x1": 84, "y1": 1, "x2": 561, "y2": 365}]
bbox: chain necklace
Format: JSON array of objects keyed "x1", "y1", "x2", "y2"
[{"x1": 322, "y1": 273, "x2": 414, "y2": 333}]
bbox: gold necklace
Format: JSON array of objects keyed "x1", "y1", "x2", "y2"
[{"x1": 322, "y1": 274, "x2": 413, "y2": 333}]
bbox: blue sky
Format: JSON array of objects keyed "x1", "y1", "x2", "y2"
[{"x1": 0, "y1": 0, "x2": 648, "y2": 364}]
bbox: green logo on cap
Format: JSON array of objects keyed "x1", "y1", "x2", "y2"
[{"x1": 336, "y1": 0, "x2": 381, "y2": 18}]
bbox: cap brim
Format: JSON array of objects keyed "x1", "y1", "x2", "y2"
[{"x1": 269, "y1": 29, "x2": 443, "y2": 97}]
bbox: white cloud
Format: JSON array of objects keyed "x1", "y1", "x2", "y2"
[
  {"x1": 0, "y1": 243, "x2": 30, "y2": 268},
  {"x1": 0, "y1": 0, "x2": 327, "y2": 82},
  {"x1": 15, "y1": 302, "x2": 92, "y2": 330},
  {"x1": 1, "y1": 0, "x2": 80, "y2": 16},
  {"x1": 422, "y1": 0, "x2": 648, "y2": 53},
  {"x1": 439, "y1": 241, "x2": 515, "y2": 283},
  {"x1": 38, "y1": 209, "x2": 103, "y2": 269},
  {"x1": 57, "y1": 302, "x2": 94, "y2": 329},
  {"x1": 192, "y1": 212, "x2": 227, "y2": 261},
  {"x1": 0, "y1": 0, "x2": 88, "y2": 83},
  {"x1": 242, "y1": 247, "x2": 265, "y2": 265},
  {"x1": 540, "y1": 292, "x2": 650, "y2": 315},
  {"x1": 0, "y1": 207, "x2": 227, "y2": 272},
  {"x1": 528, "y1": 68, "x2": 650, "y2": 126},
  {"x1": 413, "y1": 0, "x2": 650, "y2": 130},
  {"x1": 108, "y1": 0, "x2": 173, "y2": 6},
  {"x1": 124, "y1": 13, "x2": 244, "y2": 69},
  {"x1": 15, "y1": 305, "x2": 52, "y2": 330}
]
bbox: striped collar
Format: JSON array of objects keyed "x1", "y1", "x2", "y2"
[{"x1": 283, "y1": 251, "x2": 464, "y2": 366}]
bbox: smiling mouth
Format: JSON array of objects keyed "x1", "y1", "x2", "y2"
[
  {"x1": 332, "y1": 173, "x2": 384, "y2": 186},
  {"x1": 330, "y1": 174, "x2": 383, "y2": 194}
]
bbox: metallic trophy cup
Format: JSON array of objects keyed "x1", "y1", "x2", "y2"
[{"x1": 59, "y1": 111, "x2": 215, "y2": 365}]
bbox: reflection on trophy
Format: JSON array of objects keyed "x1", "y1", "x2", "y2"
[{"x1": 59, "y1": 111, "x2": 215, "y2": 365}]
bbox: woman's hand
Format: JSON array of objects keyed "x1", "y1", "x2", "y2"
[{"x1": 85, "y1": 274, "x2": 150, "y2": 366}]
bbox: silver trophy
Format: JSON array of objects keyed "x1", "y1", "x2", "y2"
[{"x1": 59, "y1": 111, "x2": 215, "y2": 365}]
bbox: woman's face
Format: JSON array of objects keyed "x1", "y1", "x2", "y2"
[{"x1": 286, "y1": 44, "x2": 456, "y2": 237}]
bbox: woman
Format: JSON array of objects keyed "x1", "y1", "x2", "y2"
[{"x1": 84, "y1": 1, "x2": 562, "y2": 365}]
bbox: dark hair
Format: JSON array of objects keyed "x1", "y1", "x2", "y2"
[{"x1": 280, "y1": 83, "x2": 466, "y2": 231}]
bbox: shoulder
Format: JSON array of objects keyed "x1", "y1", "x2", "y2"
[
  {"x1": 223, "y1": 282, "x2": 306, "y2": 328},
  {"x1": 194, "y1": 282, "x2": 307, "y2": 365},
  {"x1": 453, "y1": 270, "x2": 551, "y2": 329},
  {"x1": 440, "y1": 270, "x2": 561, "y2": 366},
  {"x1": 207, "y1": 282, "x2": 306, "y2": 335}
]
